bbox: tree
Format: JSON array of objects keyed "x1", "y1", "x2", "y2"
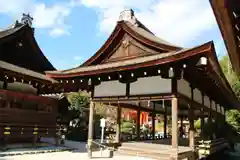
[
  {"x1": 219, "y1": 55, "x2": 240, "y2": 131},
  {"x1": 66, "y1": 91, "x2": 90, "y2": 128}
]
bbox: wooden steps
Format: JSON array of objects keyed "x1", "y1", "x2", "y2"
[{"x1": 116, "y1": 142, "x2": 188, "y2": 160}]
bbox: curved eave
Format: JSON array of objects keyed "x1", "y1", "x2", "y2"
[
  {"x1": 81, "y1": 24, "x2": 122, "y2": 66},
  {"x1": 0, "y1": 60, "x2": 58, "y2": 84},
  {"x1": 81, "y1": 21, "x2": 182, "y2": 66},
  {"x1": 25, "y1": 27, "x2": 56, "y2": 71},
  {"x1": 45, "y1": 42, "x2": 212, "y2": 78},
  {"x1": 208, "y1": 43, "x2": 240, "y2": 109},
  {"x1": 210, "y1": 0, "x2": 240, "y2": 75},
  {"x1": 121, "y1": 22, "x2": 182, "y2": 51},
  {"x1": 0, "y1": 25, "x2": 55, "y2": 72}
]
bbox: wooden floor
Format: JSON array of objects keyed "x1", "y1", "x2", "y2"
[{"x1": 118, "y1": 139, "x2": 195, "y2": 160}]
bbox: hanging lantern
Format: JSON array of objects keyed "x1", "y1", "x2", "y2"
[
  {"x1": 88, "y1": 79, "x2": 92, "y2": 85},
  {"x1": 168, "y1": 67, "x2": 174, "y2": 78},
  {"x1": 144, "y1": 72, "x2": 147, "y2": 76},
  {"x1": 4, "y1": 75, "x2": 8, "y2": 80},
  {"x1": 198, "y1": 57, "x2": 207, "y2": 65},
  {"x1": 147, "y1": 100, "x2": 151, "y2": 107},
  {"x1": 158, "y1": 69, "x2": 161, "y2": 74},
  {"x1": 108, "y1": 76, "x2": 111, "y2": 80}
]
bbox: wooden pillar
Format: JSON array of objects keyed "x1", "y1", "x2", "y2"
[
  {"x1": 88, "y1": 101, "x2": 95, "y2": 158},
  {"x1": 163, "y1": 100, "x2": 167, "y2": 138},
  {"x1": 201, "y1": 93, "x2": 205, "y2": 134},
  {"x1": 180, "y1": 116, "x2": 183, "y2": 127},
  {"x1": 136, "y1": 106, "x2": 141, "y2": 140},
  {"x1": 171, "y1": 97, "x2": 178, "y2": 148},
  {"x1": 188, "y1": 106, "x2": 195, "y2": 149},
  {"x1": 200, "y1": 109, "x2": 205, "y2": 133},
  {"x1": 115, "y1": 104, "x2": 121, "y2": 143},
  {"x1": 152, "y1": 102, "x2": 156, "y2": 140}
]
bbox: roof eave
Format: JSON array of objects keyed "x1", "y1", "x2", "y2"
[
  {"x1": 45, "y1": 41, "x2": 212, "y2": 78},
  {"x1": 210, "y1": 0, "x2": 240, "y2": 75}
]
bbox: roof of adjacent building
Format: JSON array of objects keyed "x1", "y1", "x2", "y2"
[
  {"x1": 210, "y1": 0, "x2": 240, "y2": 75},
  {"x1": 0, "y1": 59, "x2": 57, "y2": 83},
  {"x1": 0, "y1": 21, "x2": 55, "y2": 73}
]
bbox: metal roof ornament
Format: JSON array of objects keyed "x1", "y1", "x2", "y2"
[{"x1": 21, "y1": 13, "x2": 33, "y2": 27}]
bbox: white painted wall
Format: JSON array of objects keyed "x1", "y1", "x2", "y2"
[
  {"x1": 94, "y1": 80, "x2": 126, "y2": 97},
  {"x1": 204, "y1": 96, "x2": 211, "y2": 108},
  {"x1": 193, "y1": 89, "x2": 202, "y2": 104},
  {"x1": 130, "y1": 76, "x2": 171, "y2": 95},
  {"x1": 177, "y1": 79, "x2": 191, "y2": 98}
]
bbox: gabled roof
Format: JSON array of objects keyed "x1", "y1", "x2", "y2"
[
  {"x1": 0, "y1": 22, "x2": 55, "y2": 73},
  {"x1": 45, "y1": 42, "x2": 209, "y2": 77},
  {"x1": 81, "y1": 10, "x2": 182, "y2": 66},
  {"x1": 210, "y1": 0, "x2": 240, "y2": 75}
]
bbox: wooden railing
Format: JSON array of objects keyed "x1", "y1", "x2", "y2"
[
  {"x1": 0, "y1": 124, "x2": 57, "y2": 139},
  {"x1": 197, "y1": 138, "x2": 229, "y2": 157}
]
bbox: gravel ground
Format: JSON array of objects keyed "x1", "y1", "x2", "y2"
[{"x1": 0, "y1": 151, "x2": 153, "y2": 160}]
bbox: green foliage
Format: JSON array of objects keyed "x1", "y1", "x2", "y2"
[
  {"x1": 121, "y1": 121, "x2": 134, "y2": 133},
  {"x1": 220, "y1": 56, "x2": 240, "y2": 131},
  {"x1": 194, "y1": 119, "x2": 201, "y2": 130},
  {"x1": 65, "y1": 92, "x2": 90, "y2": 128},
  {"x1": 226, "y1": 109, "x2": 240, "y2": 131},
  {"x1": 67, "y1": 92, "x2": 89, "y2": 111}
]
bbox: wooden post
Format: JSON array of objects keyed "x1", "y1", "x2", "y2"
[
  {"x1": 163, "y1": 100, "x2": 167, "y2": 138},
  {"x1": 171, "y1": 97, "x2": 178, "y2": 148},
  {"x1": 152, "y1": 102, "x2": 156, "y2": 140},
  {"x1": 88, "y1": 101, "x2": 95, "y2": 158},
  {"x1": 200, "y1": 109, "x2": 205, "y2": 134},
  {"x1": 115, "y1": 104, "x2": 121, "y2": 143},
  {"x1": 136, "y1": 107, "x2": 141, "y2": 140},
  {"x1": 188, "y1": 106, "x2": 195, "y2": 149},
  {"x1": 180, "y1": 116, "x2": 183, "y2": 128}
]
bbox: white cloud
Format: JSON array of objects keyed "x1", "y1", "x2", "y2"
[
  {"x1": 74, "y1": 56, "x2": 83, "y2": 60},
  {"x1": 79, "y1": 0, "x2": 217, "y2": 46},
  {"x1": 0, "y1": 0, "x2": 31, "y2": 17},
  {"x1": 0, "y1": 0, "x2": 72, "y2": 37},
  {"x1": 32, "y1": 3, "x2": 70, "y2": 28},
  {"x1": 49, "y1": 27, "x2": 70, "y2": 37}
]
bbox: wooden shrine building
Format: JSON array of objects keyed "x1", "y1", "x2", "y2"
[
  {"x1": 0, "y1": 14, "x2": 61, "y2": 147},
  {"x1": 210, "y1": 0, "x2": 240, "y2": 75},
  {"x1": 46, "y1": 9, "x2": 240, "y2": 159}
]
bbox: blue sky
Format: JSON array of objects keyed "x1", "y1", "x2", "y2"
[{"x1": 0, "y1": 0, "x2": 227, "y2": 70}]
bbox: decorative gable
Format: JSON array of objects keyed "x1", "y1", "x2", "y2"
[{"x1": 103, "y1": 34, "x2": 160, "y2": 63}]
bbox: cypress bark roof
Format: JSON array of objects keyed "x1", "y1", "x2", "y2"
[
  {"x1": 0, "y1": 60, "x2": 57, "y2": 83},
  {"x1": 0, "y1": 23, "x2": 55, "y2": 73}
]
